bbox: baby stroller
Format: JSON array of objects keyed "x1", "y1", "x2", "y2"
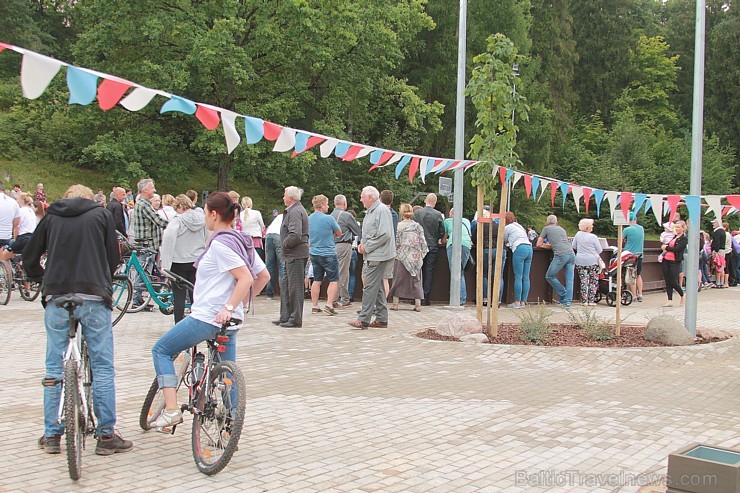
[{"x1": 595, "y1": 249, "x2": 637, "y2": 306}]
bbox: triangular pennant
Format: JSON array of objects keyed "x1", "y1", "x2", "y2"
[
  {"x1": 604, "y1": 191, "x2": 619, "y2": 218},
  {"x1": 394, "y1": 155, "x2": 411, "y2": 179},
  {"x1": 356, "y1": 147, "x2": 373, "y2": 159},
  {"x1": 665, "y1": 195, "x2": 682, "y2": 220},
  {"x1": 220, "y1": 110, "x2": 241, "y2": 154},
  {"x1": 97, "y1": 78, "x2": 132, "y2": 110},
  {"x1": 704, "y1": 195, "x2": 723, "y2": 221},
  {"x1": 592, "y1": 189, "x2": 605, "y2": 217},
  {"x1": 647, "y1": 194, "x2": 664, "y2": 225},
  {"x1": 341, "y1": 145, "x2": 364, "y2": 162},
  {"x1": 464, "y1": 160, "x2": 479, "y2": 170},
  {"x1": 619, "y1": 192, "x2": 633, "y2": 221},
  {"x1": 531, "y1": 177, "x2": 540, "y2": 202},
  {"x1": 550, "y1": 181, "x2": 559, "y2": 207},
  {"x1": 559, "y1": 181, "x2": 570, "y2": 208},
  {"x1": 684, "y1": 195, "x2": 702, "y2": 229},
  {"x1": 386, "y1": 153, "x2": 404, "y2": 167},
  {"x1": 273, "y1": 127, "x2": 297, "y2": 152},
  {"x1": 0, "y1": 42, "x2": 11, "y2": 52},
  {"x1": 67, "y1": 66, "x2": 99, "y2": 105},
  {"x1": 408, "y1": 156, "x2": 421, "y2": 183},
  {"x1": 491, "y1": 165, "x2": 500, "y2": 180},
  {"x1": 120, "y1": 87, "x2": 157, "y2": 111},
  {"x1": 419, "y1": 158, "x2": 431, "y2": 183},
  {"x1": 583, "y1": 187, "x2": 592, "y2": 214},
  {"x1": 505, "y1": 169, "x2": 515, "y2": 183},
  {"x1": 511, "y1": 172, "x2": 523, "y2": 188},
  {"x1": 263, "y1": 121, "x2": 282, "y2": 141},
  {"x1": 538, "y1": 179, "x2": 550, "y2": 202},
  {"x1": 499, "y1": 167, "x2": 507, "y2": 185},
  {"x1": 294, "y1": 132, "x2": 311, "y2": 154},
  {"x1": 195, "y1": 105, "x2": 220, "y2": 130},
  {"x1": 368, "y1": 151, "x2": 394, "y2": 171},
  {"x1": 726, "y1": 195, "x2": 740, "y2": 211},
  {"x1": 21, "y1": 51, "x2": 63, "y2": 99},
  {"x1": 429, "y1": 159, "x2": 444, "y2": 172},
  {"x1": 334, "y1": 142, "x2": 351, "y2": 158},
  {"x1": 571, "y1": 186, "x2": 583, "y2": 213},
  {"x1": 632, "y1": 193, "x2": 647, "y2": 213},
  {"x1": 722, "y1": 206, "x2": 733, "y2": 215},
  {"x1": 319, "y1": 138, "x2": 338, "y2": 158},
  {"x1": 160, "y1": 95, "x2": 196, "y2": 115},
  {"x1": 436, "y1": 160, "x2": 458, "y2": 174},
  {"x1": 244, "y1": 116, "x2": 265, "y2": 144},
  {"x1": 523, "y1": 174, "x2": 532, "y2": 198}
]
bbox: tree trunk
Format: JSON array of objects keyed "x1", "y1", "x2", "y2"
[{"x1": 217, "y1": 154, "x2": 232, "y2": 191}]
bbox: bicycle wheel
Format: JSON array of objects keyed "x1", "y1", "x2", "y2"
[
  {"x1": 191, "y1": 361, "x2": 246, "y2": 475},
  {"x1": 19, "y1": 279, "x2": 42, "y2": 301},
  {"x1": 81, "y1": 342, "x2": 96, "y2": 435},
  {"x1": 0, "y1": 262, "x2": 10, "y2": 305},
  {"x1": 64, "y1": 360, "x2": 83, "y2": 481},
  {"x1": 139, "y1": 351, "x2": 189, "y2": 430},
  {"x1": 111, "y1": 278, "x2": 132, "y2": 326}
]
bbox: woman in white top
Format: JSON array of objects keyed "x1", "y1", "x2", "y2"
[
  {"x1": 1, "y1": 192, "x2": 37, "y2": 261},
  {"x1": 158, "y1": 194, "x2": 176, "y2": 221},
  {"x1": 503, "y1": 212, "x2": 532, "y2": 309},
  {"x1": 151, "y1": 192, "x2": 270, "y2": 428},
  {"x1": 240, "y1": 196, "x2": 265, "y2": 259},
  {"x1": 571, "y1": 218, "x2": 603, "y2": 306}
]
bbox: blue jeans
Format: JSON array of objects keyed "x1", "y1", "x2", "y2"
[
  {"x1": 446, "y1": 244, "x2": 471, "y2": 303},
  {"x1": 44, "y1": 300, "x2": 116, "y2": 437},
  {"x1": 264, "y1": 234, "x2": 283, "y2": 297},
  {"x1": 152, "y1": 316, "x2": 238, "y2": 388},
  {"x1": 700, "y1": 250, "x2": 711, "y2": 284},
  {"x1": 511, "y1": 244, "x2": 533, "y2": 303},
  {"x1": 348, "y1": 249, "x2": 358, "y2": 299},
  {"x1": 482, "y1": 248, "x2": 506, "y2": 303},
  {"x1": 546, "y1": 253, "x2": 575, "y2": 305}
]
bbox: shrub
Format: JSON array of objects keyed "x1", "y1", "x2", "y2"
[
  {"x1": 568, "y1": 308, "x2": 615, "y2": 341},
  {"x1": 516, "y1": 303, "x2": 554, "y2": 344}
]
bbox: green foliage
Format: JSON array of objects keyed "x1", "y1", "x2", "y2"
[
  {"x1": 515, "y1": 303, "x2": 554, "y2": 344},
  {"x1": 568, "y1": 308, "x2": 615, "y2": 341}
]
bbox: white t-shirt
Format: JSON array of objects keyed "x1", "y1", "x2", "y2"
[
  {"x1": 0, "y1": 194, "x2": 21, "y2": 240},
  {"x1": 18, "y1": 206, "x2": 37, "y2": 235},
  {"x1": 189, "y1": 241, "x2": 266, "y2": 327}
]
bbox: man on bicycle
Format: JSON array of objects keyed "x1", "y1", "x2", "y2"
[{"x1": 23, "y1": 184, "x2": 133, "y2": 455}]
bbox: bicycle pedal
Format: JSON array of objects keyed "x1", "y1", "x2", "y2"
[{"x1": 155, "y1": 425, "x2": 176, "y2": 434}]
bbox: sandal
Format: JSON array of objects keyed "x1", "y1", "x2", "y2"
[
  {"x1": 390, "y1": 304, "x2": 399, "y2": 311},
  {"x1": 413, "y1": 305, "x2": 421, "y2": 312},
  {"x1": 348, "y1": 320, "x2": 368, "y2": 329}
]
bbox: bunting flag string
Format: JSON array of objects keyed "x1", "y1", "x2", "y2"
[{"x1": 2, "y1": 41, "x2": 739, "y2": 226}]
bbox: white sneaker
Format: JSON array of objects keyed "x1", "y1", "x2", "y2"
[{"x1": 153, "y1": 408, "x2": 183, "y2": 428}]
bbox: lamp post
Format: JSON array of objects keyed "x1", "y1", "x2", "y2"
[{"x1": 450, "y1": 0, "x2": 467, "y2": 307}]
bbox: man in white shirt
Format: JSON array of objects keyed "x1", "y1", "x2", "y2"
[
  {"x1": 0, "y1": 183, "x2": 21, "y2": 275},
  {"x1": 263, "y1": 209, "x2": 283, "y2": 299}
]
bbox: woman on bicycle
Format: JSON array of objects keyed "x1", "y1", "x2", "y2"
[
  {"x1": 151, "y1": 192, "x2": 270, "y2": 428},
  {"x1": 1, "y1": 192, "x2": 37, "y2": 263}
]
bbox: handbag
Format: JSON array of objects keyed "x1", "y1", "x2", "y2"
[{"x1": 465, "y1": 255, "x2": 476, "y2": 272}]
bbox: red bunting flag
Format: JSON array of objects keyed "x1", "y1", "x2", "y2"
[
  {"x1": 195, "y1": 105, "x2": 220, "y2": 130},
  {"x1": 523, "y1": 174, "x2": 532, "y2": 198},
  {"x1": 666, "y1": 194, "x2": 682, "y2": 219},
  {"x1": 341, "y1": 145, "x2": 363, "y2": 162},
  {"x1": 97, "y1": 78, "x2": 132, "y2": 111},
  {"x1": 368, "y1": 151, "x2": 394, "y2": 171},
  {"x1": 550, "y1": 181, "x2": 559, "y2": 207},
  {"x1": 726, "y1": 195, "x2": 740, "y2": 211},
  {"x1": 0, "y1": 42, "x2": 11, "y2": 52},
  {"x1": 498, "y1": 167, "x2": 507, "y2": 185},
  {"x1": 583, "y1": 187, "x2": 592, "y2": 214},
  {"x1": 408, "y1": 156, "x2": 420, "y2": 183},
  {"x1": 263, "y1": 121, "x2": 282, "y2": 141},
  {"x1": 620, "y1": 192, "x2": 633, "y2": 220}
]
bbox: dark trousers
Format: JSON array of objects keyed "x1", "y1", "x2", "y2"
[
  {"x1": 662, "y1": 260, "x2": 684, "y2": 300},
  {"x1": 422, "y1": 247, "x2": 438, "y2": 303},
  {"x1": 169, "y1": 262, "x2": 196, "y2": 324},
  {"x1": 264, "y1": 234, "x2": 283, "y2": 297},
  {"x1": 279, "y1": 257, "x2": 307, "y2": 326}
]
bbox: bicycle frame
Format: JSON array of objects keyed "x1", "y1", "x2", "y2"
[
  {"x1": 124, "y1": 250, "x2": 174, "y2": 310},
  {"x1": 56, "y1": 311, "x2": 92, "y2": 431}
]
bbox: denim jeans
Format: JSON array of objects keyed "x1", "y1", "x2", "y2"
[
  {"x1": 482, "y1": 248, "x2": 506, "y2": 303},
  {"x1": 152, "y1": 316, "x2": 238, "y2": 388},
  {"x1": 546, "y1": 253, "x2": 575, "y2": 305},
  {"x1": 699, "y1": 250, "x2": 711, "y2": 284},
  {"x1": 348, "y1": 249, "x2": 358, "y2": 299},
  {"x1": 422, "y1": 247, "x2": 439, "y2": 302},
  {"x1": 133, "y1": 250, "x2": 156, "y2": 303},
  {"x1": 511, "y1": 244, "x2": 533, "y2": 303},
  {"x1": 446, "y1": 244, "x2": 471, "y2": 303},
  {"x1": 44, "y1": 300, "x2": 116, "y2": 437},
  {"x1": 264, "y1": 233, "x2": 283, "y2": 297}
]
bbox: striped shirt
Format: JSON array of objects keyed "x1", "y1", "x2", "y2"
[{"x1": 132, "y1": 196, "x2": 169, "y2": 250}]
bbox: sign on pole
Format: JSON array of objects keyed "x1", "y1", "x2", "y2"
[{"x1": 439, "y1": 177, "x2": 453, "y2": 197}]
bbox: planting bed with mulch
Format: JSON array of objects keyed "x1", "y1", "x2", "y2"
[{"x1": 416, "y1": 323, "x2": 729, "y2": 348}]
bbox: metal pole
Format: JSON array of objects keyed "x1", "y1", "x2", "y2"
[
  {"x1": 685, "y1": 0, "x2": 705, "y2": 337},
  {"x1": 450, "y1": 0, "x2": 467, "y2": 307},
  {"x1": 506, "y1": 69, "x2": 518, "y2": 212}
]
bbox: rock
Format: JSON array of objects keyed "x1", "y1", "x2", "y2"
[
  {"x1": 645, "y1": 315, "x2": 694, "y2": 346},
  {"x1": 433, "y1": 314, "x2": 482, "y2": 338},
  {"x1": 697, "y1": 327, "x2": 731, "y2": 340},
  {"x1": 460, "y1": 333, "x2": 489, "y2": 344}
]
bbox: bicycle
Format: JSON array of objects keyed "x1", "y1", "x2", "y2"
[
  {"x1": 0, "y1": 261, "x2": 9, "y2": 305},
  {"x1": 114, "y1": 241, "x2": 175, "y2": 316},
  {"x1": 139, "y1": 320, "x2": 246, "y2": 475},
  {"x1": 43, "y1": 294, "x2": 96, "y2": 481},
  {"x1": 9, "y1": 254, "x2": 42, "y2": 301}
]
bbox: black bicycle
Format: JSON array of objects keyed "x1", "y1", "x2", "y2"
[{"x1": 139, "y1": 320, "x2": 246, "y2": 475}]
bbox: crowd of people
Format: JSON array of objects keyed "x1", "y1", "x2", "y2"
[{"x1": 3, "y1": 178, "x2": 740, "y2": 455}]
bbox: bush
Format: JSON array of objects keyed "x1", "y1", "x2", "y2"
[
  {"x1": 568, "y1": 308, "x2": 615, "y2": 341},
  {"x1": 516, "y1": 303, "x2": 554, "y2": 344}
]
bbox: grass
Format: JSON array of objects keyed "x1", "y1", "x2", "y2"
[
  {"x1": 0, "y1": 154, "x2": 280, "y2": 211},
  {"x1": 515, "y1": 303, "x2": 554, "y2": 344}
]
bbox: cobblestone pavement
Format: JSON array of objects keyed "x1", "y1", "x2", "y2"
[{"x1": 1, "y1": 287, "x2": 738, "y2": 493}]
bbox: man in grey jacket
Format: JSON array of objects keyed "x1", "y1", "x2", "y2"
[
  {"x1": 331, "y1": 194, "x2": 361, "y2": 307},
  {"x1": 349, "y1": 186, "x2": 396, "y2": 330},
  {"x1": 274, "y1": 186, "x2": 309, "y2": 328}
]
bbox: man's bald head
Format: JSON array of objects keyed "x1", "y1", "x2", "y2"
[{"x1": 425, "y1": 193, "x2": 437, "y2": 207}]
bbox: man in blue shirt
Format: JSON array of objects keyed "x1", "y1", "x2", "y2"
[
  {"x1": 622, "y1": 212, "x2": 645, "y2": 301},
  {"x1": 308, "y1": 194, "x2": 342, "y2": 315}
]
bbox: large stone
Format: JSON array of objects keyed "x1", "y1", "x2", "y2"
[
  {"x1": 697, "y1": 327, "x2": 731, "y2": 340},
  {"x1": 460, "y1": 333, "x2": 489, "y2": 344},
  {"x1": 433, "y1": 314, "x2": 483, "y2": 338},
  {"x1": 645, "y1": 315, "x2": 694, "y2": 346}
]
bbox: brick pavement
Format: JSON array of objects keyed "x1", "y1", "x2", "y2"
[{"x1": 1, "y1": 287, "x2": 738, "y2": 493}]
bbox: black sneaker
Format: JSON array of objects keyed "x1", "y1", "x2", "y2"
[
  {"x1": 95, "y1": 431, "x2": 133, "y2": 456},
  {"x1": 38, "y1": 434, "x2": 61, "y2": 454}
]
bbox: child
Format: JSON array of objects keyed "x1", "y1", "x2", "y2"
[{"x1": 658, "y1": 212, "x2": 680, "y2": 263}]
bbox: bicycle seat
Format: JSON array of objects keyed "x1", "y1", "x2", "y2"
[{"x1": 54, "y1": 294, "x2": 85, "y2": 309}]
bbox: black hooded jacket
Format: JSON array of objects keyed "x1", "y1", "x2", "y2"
[{"x1": 23, "y1": 198, "x2": 120, "y2": 306}]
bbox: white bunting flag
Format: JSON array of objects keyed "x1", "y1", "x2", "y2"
[
  {"x1": 704, "y1": 195, "x2": 723, "y2": 222},
  {"x1": 605, "y1": 191, "x2": 619, "y2": 218},
  {"x1": 648, "y1": 194, "x2": 665, "y2": 226},
  {"x1": 220, "y1": 110, "x2": 241, "y2": 154},
  {"x1": 319, "y1": 138, "x2": 338, "y2": 158},
  {"x1": 273, "y1": 127, "x2": 297, "y2": 152},
  {"x1": 120, "y1": 87, "x2": 158, "y2": 111},
  {"x1": 571, "y1": 186, "x2": 583, "y2": 213},
  {"x1": 512, "y1": 172, "x2": 523, "y2": 188},
  {"x1": 20, "y1": 51, "x2": 63, "y2": 99}
]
